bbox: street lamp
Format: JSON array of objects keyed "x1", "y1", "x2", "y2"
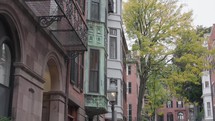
[{"x1": 107, "y1": 88, "x2": 118, "y2": 121}]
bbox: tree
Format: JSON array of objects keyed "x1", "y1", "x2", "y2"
[
  {"x1": 144, "y1": 71, "x2": 169, "y2": 121},
  {"x1": 123, "y1": 0, "x2": 209, "y2": 120},
  {"x1": 172, "y1": 26, "x2": 211, "y2": 105}
]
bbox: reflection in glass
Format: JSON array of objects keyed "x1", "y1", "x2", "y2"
[{"x1": 0, "y1": 43, "x2": 11, "y2": 87}]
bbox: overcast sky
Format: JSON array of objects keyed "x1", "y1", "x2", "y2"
[
  {"x1": 179, "y1": 0, "x2": 215, "y2": 27},
  {"x1": 123, "y1": 0, "x2": 215, "y2": 27}
]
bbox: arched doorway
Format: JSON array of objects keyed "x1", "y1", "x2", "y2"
[
  {"x1": 0, "y1": 15, "x2": 17, "y2": 117},
  {"x1": 42, "y1": 58, "x2": 62, "y2": 121},
  {"x1": 167, "y1": 112, "x2": 173, "y2": 121}
]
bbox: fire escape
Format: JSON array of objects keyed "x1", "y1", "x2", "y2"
[{"x1": 18, "y1": 0, "x2": 88, "y2": 53}]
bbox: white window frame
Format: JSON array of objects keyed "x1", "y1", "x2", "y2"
[{"x1": 109, "y1": 28, "x2": 117, "y2": 59}]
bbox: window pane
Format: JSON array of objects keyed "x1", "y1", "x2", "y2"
[
  {"x1": 128, "y1": 104, "x2": 132, "y2": 121},
  {"x1": 0, "y1": 85, "x2": 10, "y2": 116},
  {"x1": 205, "y1": 81, "x2": 209, "y2": 88},
  {"x1": 109, "y1": 37, "x2": 117, "y2": 59},
  {"x1": 110, "y1": 28, "x2": 117, "y2": 36},
  {"x1": 89, "y1": 49, "x2": 99, "y2": 92},
  {"x1": 0, "y1": 44, "x2": 11, "y2": 87},
  {"x1": 71, "y1": 57, "x2": 79, "y2": 86},
  {"x1": 128, "y1": 65, "x2": 131, "y2": 75},
  {"x1": 207, "y1": 102, "x2": 211, "y2": 116},
  {"x1": 178, "y1": 112, "x2": 184, "y2": 120},
  {"x1": 167, "y1": 101, "x2": 172, "y2": 108},
  {"x1": 91, "y1": 1, "x2": 99, "y2": 21},
  {"x1": 82, "y1": 0, "x2": 86, "y2": 14},
  {"x1": 128, "y1": 82, "x2": 131, "y2": 94},
  {"x1": 80, "y1": 54, "x2": 84, "y2": 90},
  {"x1": 113, "y1": 0, "x2": 117, "y2": 13}
]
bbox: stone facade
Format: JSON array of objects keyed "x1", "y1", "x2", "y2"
[{"x1": 0, "y1": 0, "x2": 87, "y2": 121}]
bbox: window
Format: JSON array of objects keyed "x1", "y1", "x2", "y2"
[
  {"x1": 108, "y1": 0, "x2": 114, "y2": 13},
  {"x1": 70, "y1": 53, "x2": 84, "y2": 90},
  {"x1": 81, "y1": 0, "x2": 86, "y2": 14},
  {"x1": 113, "y1": 0, "x2": 117, "y2": 13},
  {"x1": 166, "y1": 101, "x2": 173, "y2": 108},
  {"x1": 0, "y1": 44, "x2": 11, "y2": 87},
  {"x1": 207, "y1": 102, "x2": 212, "y2": 116},
  {"x1": 128, "y1": 82, "x2": 132, "y2": 94},
  {"x1": 121, "y1": 82, "x2": 123, "y2": 105},
  {"x1": 77, "y1": 0, "x2": 85, "y2": 14},
  {"x1": 91, "y1": 0, "x2": 100, "y2": 21},
  {"x1": 109, "y1": 28, "x2": 117, "y2": 59},
  {"x1": 128, "y1": 104, "x2": 132, "y2": 121},
  {"x1": 157, "y1": 114, "x2": 164, "y2": 121},
  {"x1": 178, "y1": 112, "x2": 184, "y2": 121},
  {"x1": 89, "y1": 49, "x2": 99, "y2": 92},
  {"x1": 0, "y1": 43, "x2": 12, "y2": 116},
  {"x1": 127, "y1": 65, "x2": 131, "y2": 75},
  {"x1": 71, "y1": 56, "x2": 78, "y2": 86},
  {"x1": 214, "y1": 85, "x2": 215, "y2": 96},
  {"x1": 104, "y1": 56, "x2": 107, "y2": 95},
  {"x1": 110, "y1": 28, "x2": 117, "y2": 35},
  {"x1": 167, "y1": 113, "x2": 173, "y2": 121},
  {"x1": 205, "y1": 81, "x2": 209, "y2": 88},
  {"x1": 123, "y1": 81, "x2": 127, "y2": 100},
  {"x1": 68, "y1": 105, "x2": 78, "y2": 121},
  {"x1": 177, "y1": 101, "x2": 183, "y2": 108}
]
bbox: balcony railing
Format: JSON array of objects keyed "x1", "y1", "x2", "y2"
[{"x1": 20, "y1": 0, "x2": 88, "y2": 51}]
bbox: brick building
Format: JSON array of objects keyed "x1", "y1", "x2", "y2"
[
  {"x1": 126, "y1": 58, "x2": 140, "y2": 121},
  {"x1": 208, "y1": 24, "x2": 215, "y2": 120},
  {"x1": 156, "y1": 98, "x2": 189, "y2": 121}
]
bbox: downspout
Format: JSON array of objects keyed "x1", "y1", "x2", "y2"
[{"x1": 65, "y1": 57, "x2": 70, "y2": 121}]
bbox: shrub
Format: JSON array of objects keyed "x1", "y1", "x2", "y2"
[{"x1": 0, "y1": 117, "x2": 11, "y2": 121}]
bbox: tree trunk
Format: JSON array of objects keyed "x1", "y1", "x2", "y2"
[{"x1": 137, "y1": 74, "x2": 147, "y2": 121}]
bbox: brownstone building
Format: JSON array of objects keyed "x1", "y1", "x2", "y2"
[{"x1": 0, "y1": 0, "x2": 88, "y2": 121}]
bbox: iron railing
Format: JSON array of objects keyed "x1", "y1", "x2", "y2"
[{"x1": 21, "y1": 0, "x2": 88, "y2": 51}]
